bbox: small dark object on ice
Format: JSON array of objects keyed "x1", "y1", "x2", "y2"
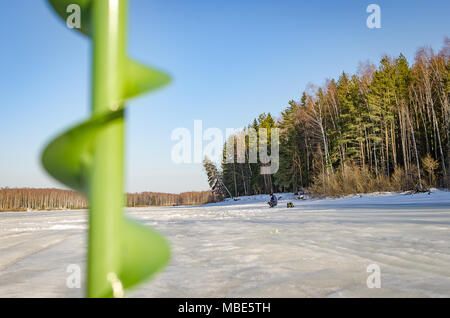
[{"x1": 287, "y1": 202, "x2": 294, "y2": 208}]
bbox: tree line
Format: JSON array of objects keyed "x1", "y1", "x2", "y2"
[
  {"x1": 0, "y1": 188, "x2": 214, "y2": 211},
  {"x1": 127, "y1": 191, "x2": 214, "y2": 207},
  {"x1": 204, "y1": 39, "x2": 449, "y2": 197}
]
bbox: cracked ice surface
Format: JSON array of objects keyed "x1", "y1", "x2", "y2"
[{"x1": 0, "y1": 190, "x2": 449, "y2": 297}]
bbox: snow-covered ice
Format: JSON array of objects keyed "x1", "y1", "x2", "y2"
[{"x1": 0, "y1": 190, "x2": 449, "y2": 297}]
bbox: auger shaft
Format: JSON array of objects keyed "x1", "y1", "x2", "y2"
[
  {"x1": 88, "y1": 0, "x2": 127, "y2": 298},
  {"x1": 44, "y1": 0, "x2": 171, "y2": 298}
]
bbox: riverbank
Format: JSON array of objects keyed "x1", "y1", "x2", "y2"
[{"x1": 2, "y1": 188, "x2": 449, "y2": 212}]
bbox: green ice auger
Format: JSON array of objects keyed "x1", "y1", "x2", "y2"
[{"x1": 42, "y1": 0, "x2": 171, "y2": 297}]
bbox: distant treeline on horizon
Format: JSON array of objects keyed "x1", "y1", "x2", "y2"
[{"x1": 0, "y1": 188, "x2": 214, "y2": 212}]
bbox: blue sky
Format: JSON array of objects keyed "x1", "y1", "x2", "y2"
[{"x1": 1, "y1": 0, "x2": 449, "y2": 193}]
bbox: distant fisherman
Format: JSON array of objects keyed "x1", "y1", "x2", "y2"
[{"x1": 268, "y1": 193, "x2": 278, "y2": 208}]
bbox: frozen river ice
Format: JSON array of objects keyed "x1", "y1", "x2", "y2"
[{"x1": 0, "y1": 191, "x2": 449, "y2": 297}]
